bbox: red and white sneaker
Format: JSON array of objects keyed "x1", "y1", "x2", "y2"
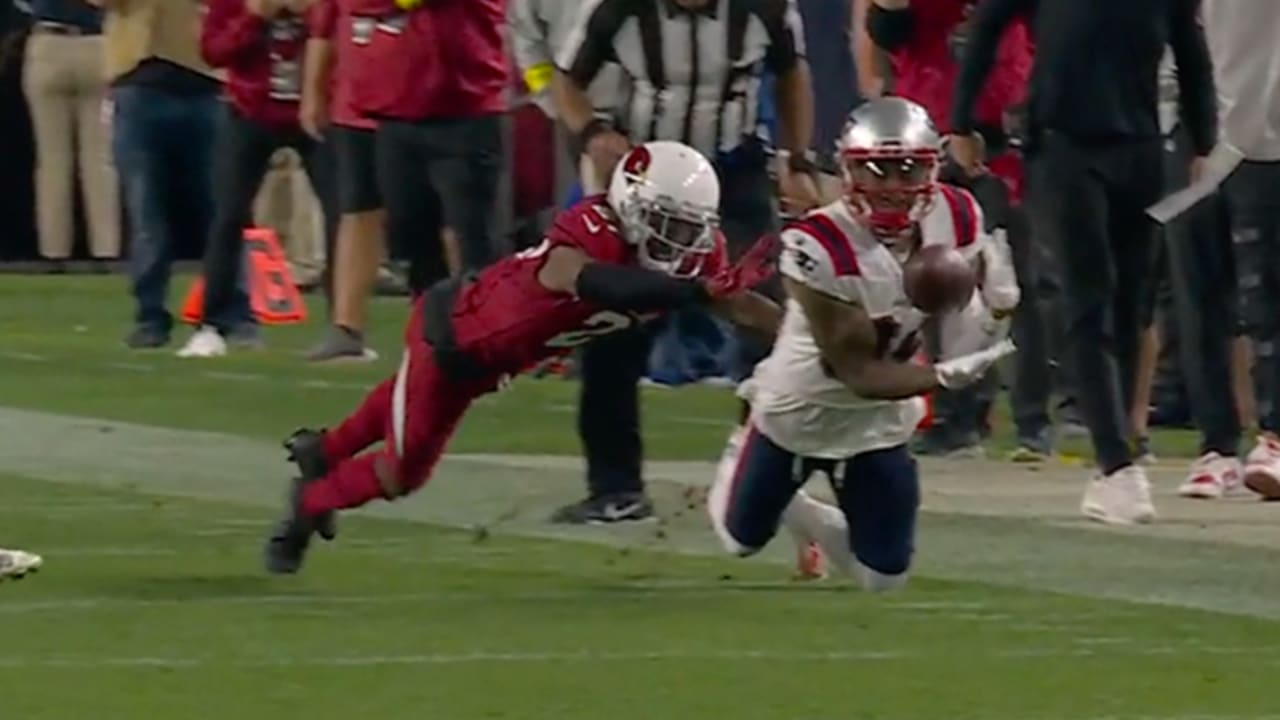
[
  {"x1": 1244, "y1": 436, "x2": 1280, "y2": 500},
  {"x1": 795, "y1": 541, "x2": 828, "y2": 581},
  {"x1": 1178, "y1": 452, "x2": 1244, "y2": 500}
]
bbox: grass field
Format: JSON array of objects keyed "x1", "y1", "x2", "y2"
[{"x1": 3, "y1": 275, "x2": 1279, "y2": 720}]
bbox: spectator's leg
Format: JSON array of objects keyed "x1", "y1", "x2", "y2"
[
  {"x1": 719, "y1": 153, "x2": 782, "y2": 379},
  {"x1": 1006, "y1": 205, "x2": 1054, "y2": 456},
  {"x1": 552, "y1": 326, "x2": 656, "y2": 525},
  {"x1": 306, "y1": 126, "x2": 385, "y2": 362},
  {"x1": 113, "y1": 86, "x2": 177, "y2": 346},
  {"x1": 22, "y1": 32, "x2": 75, "y2": 263},
  {"x1": 377, "y1": 120, "x2": 444, "y2": 294},
  {"x1": 296, "y1": 133, "x2": 340, "y2": 307},
  {"x1": 1030, "y1": 136, "x2": 1133, "y2": 474},
  {"x1": 72, "y1": 34, "x2": 119, "y2": 261},
  {"x1": 1225, "y1": 161, "x2": 1280, "y2": 498},
  {"x1": 424, "y1": 114, "x2": 504, "y2": 274},
  {"x1": 190, "y1": 107, "x2": 279, "y2": 348}
]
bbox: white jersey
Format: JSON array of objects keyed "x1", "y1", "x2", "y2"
[{"x1": 748, "y1": 185, "x2": 993, "y2": 459}]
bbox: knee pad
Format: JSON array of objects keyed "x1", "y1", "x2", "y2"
[{"x1": 854, "y1": 561, "x2": 909, "y2": 593}]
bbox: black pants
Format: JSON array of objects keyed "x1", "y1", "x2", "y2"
[
  {"x1": 1027, "y1": 132, "x2": 1163, "y2": 473},
  {"x1": 1161, "y1": 127, "x2": 1239, "y2": 453},
  {"x1": 576, "y1": 155, "x2": 779, "y2": 498},
  {"x1": 203, "y1": 106, "x2": 336, "y2": 331},
  {"x1": 375, "y1": 114, "x2": 503, "y2": 292},
  {"x1": 1225, "y1": 159, "x2": 1280, "y2": 435}
]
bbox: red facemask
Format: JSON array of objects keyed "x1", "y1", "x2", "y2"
[{"x1": 841, "y1": 148, "x2": 940, "y2": 240}]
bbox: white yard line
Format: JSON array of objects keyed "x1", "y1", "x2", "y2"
[{"x1": 1, "y1": 646, "x2": 1278, "y2": 670}]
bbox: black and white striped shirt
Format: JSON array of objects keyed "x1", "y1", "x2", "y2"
[{"x1": 556, "y1": 0, "x2": 806, "y2": 158}]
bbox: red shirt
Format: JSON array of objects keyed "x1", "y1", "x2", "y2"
[
  {"x1": 306, "y1": 0, "x2": 374, "y2": 130},
  {"x1": 343, "y1": 0, "x2": 507, "y2": 121},
  {"x1": 447, "y1": 196, "x2": 727, "y2": 375},
  {"x1": 887, "y1": 0, "x2": 1032, "y2": 133},
  {"x1": 201, "y1": 0, "x2": 309, "y2": 131}
]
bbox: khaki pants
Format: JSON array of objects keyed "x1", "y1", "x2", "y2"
[
  {"x1": 22, "y1": 32, "x2": 120, "y2": 259},
  {"x1": 253, "y1": 149, "x2": 325, "y2": 284}
]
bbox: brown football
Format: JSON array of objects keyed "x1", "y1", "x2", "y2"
[{"x1": 902, "y1": 244, "x2": 977, "y2": 314}]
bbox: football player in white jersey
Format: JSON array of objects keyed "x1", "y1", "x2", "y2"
[{"x1": 706, "y1": 97, "x2": 1018, "y2": 590}]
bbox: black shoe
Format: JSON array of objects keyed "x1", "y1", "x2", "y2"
[
  {"x1": 284, "y1": 429, "x2": 337, "y2": 541},
  {"x1": 549, "y1": 492, "x2": 655, "y2": 525},
  {"x1": 911, "y1": 426, "x2": 985, "y2": 458},
  {"x1": 264, "y1": 477, "x2": 318, "y2": 575},
  {"x1": 124, "y1": 324, "x2": 169, "y2": 349}
]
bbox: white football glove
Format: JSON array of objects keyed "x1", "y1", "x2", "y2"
[{"x1": 934, "y1": 339, "x2": 1017, "y2": 389}]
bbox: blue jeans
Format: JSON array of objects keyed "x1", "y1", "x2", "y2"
[
  {"x1": 647, "y1": 307, "x2": 738, "y2": 385},
  {"x1": 112, "y1": 87, "x2": 248, "y2": 333}
]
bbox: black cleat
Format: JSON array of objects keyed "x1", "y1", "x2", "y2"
[
  {"x1": 284, "y1": 429, "x2": 337, "y2": 541},
  {"x1": 264, "y1": 477, "x2": 318, "y2": 574},
  {"x1": 549, "y1": 492, "x2": 656, "y2": 525}
]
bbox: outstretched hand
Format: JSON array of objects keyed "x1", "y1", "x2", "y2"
[{"x1": 705, "y1": 234, "x2": 780, "y2": 298}]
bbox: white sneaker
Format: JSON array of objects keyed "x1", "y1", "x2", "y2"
[
  {"x1": 1178, "y1": 452, "x2": 1243, "y2": 500},
  {"x1": 176, "y1": 326, "x2": 227, "y2": 358},
  {"x1": 0, "y1": 548, "x2": 42, "y2": 580},
  {"x1": 1243, "y1": 436, "x2": 1280, "y2": 500},
  {"x1": 1081, "y1": 465, "x2": 1156, "y2": 524}
]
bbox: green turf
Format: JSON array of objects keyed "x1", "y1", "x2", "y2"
[
  {"x1": 2, "y1": 275, "x2": 1272, "y2": 720},
  {"x1": 0, "y1": 274, "x2": 1204, "y2": 461},
  {"x1": 5, "y1": 474, "x2": 1280, "y2": 720}
]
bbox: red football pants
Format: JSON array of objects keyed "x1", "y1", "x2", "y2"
[{"x1": 301, "y1": 301, "x2": 499, "y2": 515}]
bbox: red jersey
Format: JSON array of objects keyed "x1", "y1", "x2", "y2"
[
  {"x1": 444, "y1": 196, "x2": 727, "y2": 375},
  {"x1": 201, "y1": 0, "x2": 309, "y2": 130},
  {"x1": 887, "y1": 0, "x2": 1032, "y2": 133},
  {"x1": 343, "y1": 0, "x2": 507, "y2": 121},
  {"x1": 306, "y1": 0, "x2": 376, "y2": 130}
]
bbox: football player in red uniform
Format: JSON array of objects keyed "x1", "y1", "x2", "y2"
[{"x1": 265, "y1": 141, "x2": 782, "y2": 574}]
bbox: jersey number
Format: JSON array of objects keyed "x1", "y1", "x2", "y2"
[{"x1": 545, "y1": 310, "x2": 634, "y2": 348}]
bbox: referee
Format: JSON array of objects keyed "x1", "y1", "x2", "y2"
[
  {"x1": 549, "y1": 0, "x2": 817, "y2": 524},
  {"x1": 950, "y1": 0, "x2": 1216, "y2": 525}
]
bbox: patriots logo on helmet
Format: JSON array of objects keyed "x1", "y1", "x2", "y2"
[{"x1": 620, "y1": 146, "x2": 653, "y2": 184}]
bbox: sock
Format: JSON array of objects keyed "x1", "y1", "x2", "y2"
[
  {"x1": 323, "y1": 378, "x2": 393, "y2": 463},
  {"x1": 302, "y1": 454, "x2": 386, "y2": 515}
]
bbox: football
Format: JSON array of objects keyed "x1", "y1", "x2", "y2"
[{"x1": 903, "y1": 244, "x2": 977, "y2": 314}]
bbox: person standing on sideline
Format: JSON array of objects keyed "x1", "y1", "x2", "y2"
[
  {"x1": 346, "y1": 0, "x2": 507, "y2": 294},
  {"x1": 21, "y1": 0, "x2": 119, "y2": 268},
  {"x1": 1201, "y1": 1, "x2": 1280, "y2": 500},
  {"x1": 176, "y1": 0, "x2": 338, "y2": 358},
  {"x1": 548, "y1": 0, "x2": 818, "y2": 524},
  {"x1": 950, "y1": 0, "x2": 1217, "y2": 525},
  {"x1": 299, "y1": 0, "x2": 383, "y2": 363},
  {"x1": 90, "y1": 0, "x2": 227, "y2": 349}
]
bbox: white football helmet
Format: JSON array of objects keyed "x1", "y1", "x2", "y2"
[
  {"x1": 607, "y1": 140, "x2": 720, "y2": 277},
  {"x1": 837, "y1": 97, "x2": 944, "y2": 242}
]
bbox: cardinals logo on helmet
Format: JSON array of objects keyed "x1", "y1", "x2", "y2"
[{"x1": 620, "y1": 146, "x2": 653, "y2": 185}]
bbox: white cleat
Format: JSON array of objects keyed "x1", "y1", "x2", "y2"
[
  {"x1": 176, "y1": 325, "x2": 227, "y2": 358},
  {"x1": 1243, "y1": 436, "x2": 1280, "y2": 500},
  {"x1": 1178, "y1": 452, "x2": 1244, "y2": 500},
  {"x1": 0, "y1": 549, "x2": 42, "y2": 581},
  {"x1": 1081, "y1": 465, "x2": 1156, "y2": 525}
]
